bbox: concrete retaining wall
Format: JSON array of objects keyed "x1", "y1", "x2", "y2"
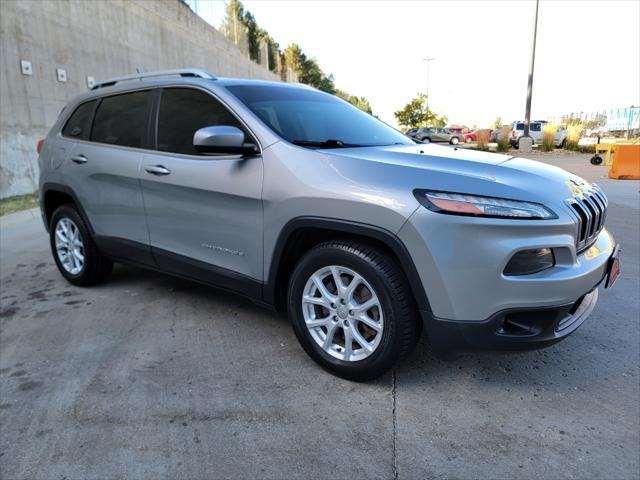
[{"x1": 0, "y1": 0, "x2": 279, "y2": 198}]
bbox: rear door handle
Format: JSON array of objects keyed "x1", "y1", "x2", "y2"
[
  {"x1": 144, "y1": 165, "x2": 171, "y2": 176},
  {"x1": 70, "y1": 155, "x2": 88, "y2": 164}
]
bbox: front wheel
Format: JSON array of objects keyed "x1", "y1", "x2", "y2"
[
  {"x1": 421, "y1": 137, "x2": 430, "y2": 144},
  {"x1": 50, "y1": 204, "x2": 113, "y2": 286},
  {"x1": 450, "y1": 137, "x2": 460, "y2": 145},
  {"x1": 465, "y1": 137, "x2": 473, "y2": 144},
  {"x1": 287, "y1": 241, "x2": 421, "y2": 381}
]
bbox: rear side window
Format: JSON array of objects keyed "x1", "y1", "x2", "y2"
[
  {"x1": 91, "y1": 91, "x2": 151, "y2": 148},
  {"x1": 157, "y1": 88, "x2": 244, "y2": 155},
  {"x1": 530, "y1": 123, "x2": 541, "y2": 132},
  {"x1": 515, "y1": 123, "x2": 525, "y2": 130},
  {"x1": 62, "y1": 100, "x2": 96, "y2": 139}
]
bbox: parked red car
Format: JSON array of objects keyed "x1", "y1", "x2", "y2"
[{"x1": 463, "y1": 131, "x2": 478, "y2": 143}]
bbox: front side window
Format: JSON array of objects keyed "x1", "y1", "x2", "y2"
[
  {"x1": 62, "y1": 100, "x2": 97, "y2": 140},
  {"x1": 157, "y1": 88, "x2": 245, "y2": 155},
  {"x1": 226, "y1": 84, "x2": 412, "y2": 148},
  {"x1": 530, "y1": 123, "x2": 541, "y2": 132},
  {"x1": 91, "y1": 91, "x2": 151, "y2": 148}
]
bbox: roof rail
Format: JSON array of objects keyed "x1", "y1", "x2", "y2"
[{"x1": 91, "y1": 68, "x2": 217, "y2": 90}]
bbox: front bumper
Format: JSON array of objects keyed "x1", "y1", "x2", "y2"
[
  {"x1": 398, "y1": 206, "x2": 616, "y2": 322},
  {"x1": 421, "y1": 287, "x2": 600, "y2": 357}
]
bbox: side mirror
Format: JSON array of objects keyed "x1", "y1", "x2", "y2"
[{"x1": 193, "y1": 125, "x2": 259, "y2": 155}]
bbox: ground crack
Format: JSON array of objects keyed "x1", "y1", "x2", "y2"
[{"x1": 392, "y1": 367, "x2": 398, "y2": 480}]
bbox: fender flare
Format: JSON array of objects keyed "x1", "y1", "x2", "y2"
[
  {"x1": 264, "y1": 216, "x2": 432, "y2": 312},
  {"x1": 41, "y1": 182, "x2": 94, "y2": 234}
]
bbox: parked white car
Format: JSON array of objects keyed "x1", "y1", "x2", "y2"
[{"x1": 511, "y1": 121, "x2": 566, "y2": 148}]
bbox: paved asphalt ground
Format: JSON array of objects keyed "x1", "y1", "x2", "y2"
[{"x1": 1, "y1": 151, "x2": 638, "y2": 480}]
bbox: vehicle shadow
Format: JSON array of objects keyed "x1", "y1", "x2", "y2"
[{"x1": 104, "y1": 264, "x2": 594, "y2": 390}]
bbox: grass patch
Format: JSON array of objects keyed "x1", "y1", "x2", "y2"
[
  {"x1": 496, "y1": 126, "x2": 511, "y2": 152},
  {"x1": 541, "y1": 124, "x2": 557, "y2": 152},
  {"x1": 0, "y1": 192, "x2": 39, "y2": 216}
]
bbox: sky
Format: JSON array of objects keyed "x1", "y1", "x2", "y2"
[{"x1": 188, "y1": 0, "x2": 640, "y2": 128}]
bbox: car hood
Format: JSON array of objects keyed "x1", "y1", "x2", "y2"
[{"x1": 318, "y1": 143, "x2": 589, "y2": 206}]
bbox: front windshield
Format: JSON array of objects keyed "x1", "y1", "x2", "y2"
[{"x1": 225, "y1": 84, "x2": 413, "y2": 148}]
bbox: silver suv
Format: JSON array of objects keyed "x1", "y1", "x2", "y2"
[{"x1": 38, "y1": 69, "x2": 619, "y2": 381}]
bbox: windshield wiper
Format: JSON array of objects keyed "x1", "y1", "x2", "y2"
[{"x1": 292, "y1": 139, "x2": 367, "y2": 149}]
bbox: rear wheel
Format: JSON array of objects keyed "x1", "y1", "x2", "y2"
[
  {"x1": 50, "y1": 205, "x2": 113, "y2": 286},
  {"x1": 288, "y1": 241, "x2": 421, "y2": 381},
  {"x1": 450, "y1": 137, "x2": 460, "y2": 145},
  {"x1": 465, "y1": 137, "x2": 473, "y2": 144},
  {"x1": 421, "y1": 137, "x2": 430, "y2": 144}
]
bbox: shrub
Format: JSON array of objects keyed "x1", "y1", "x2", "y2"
[
  {"x1": 496, "y1": 126, "x2": 511, "y2": 152},
  {"x1": 565, "y1": 123, "x2": 584, "y2": 150},
  {"x1": 541, "y1": 124, "x2": 557, "y2": 152},
  {"x1": 476, "y1": 129, "x2": 491, "y2": 150}
]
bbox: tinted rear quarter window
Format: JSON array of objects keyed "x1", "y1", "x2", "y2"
[
  {"x1": 91, "y1": 90, "x2": 151, "y2": 148},
  {"x1": 157, "y1": 88, "x2": 244, "y2": 155},
  {"x1": 62, "y1": 100, "x2": 97, "y2": 140}
]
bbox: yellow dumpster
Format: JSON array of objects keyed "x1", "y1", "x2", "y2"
[{"x1": 608, "y1": 144, "x2": 640, "y2": 180}]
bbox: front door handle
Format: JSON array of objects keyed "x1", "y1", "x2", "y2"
[
  {"x1": 144, "y1": 165, "x2": 171, "y2": 176},
  {"x1": 70, "y1": 155, "x2": 88, "y2": 164}
]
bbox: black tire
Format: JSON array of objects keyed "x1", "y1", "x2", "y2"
[
  {"x1": 465, "y1": 137, "x2": 473, "y2": 144},
  {"x1": 49, "y1": 204, "x2": 113, "y2": 286},
  {"x1": 422, "y1": 137, "x2": 430, "y2": 144},
  {"x1": 590, "y1": 155, "x2": 603, "y2": 165},
  {"x1": 450, "y1": 137, "x2": 460, "y2": 145},
  {"x1": 287, "y1": 241, "x2": 422, "y2": 381}
]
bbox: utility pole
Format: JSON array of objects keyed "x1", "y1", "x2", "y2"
[
  {"x1": 522, "y1": 0, "x2": 539, "y2": 151},
  {"x1": 423, "y1": 58, "x2": 435, "y2": 125}
]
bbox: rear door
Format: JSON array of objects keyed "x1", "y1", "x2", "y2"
[
  {"x1": 60, "y1": 90, "x2": 152, "y2": 254},
  {"x1": 139, "y1": 87, "x2": 263, "y2": 287}
]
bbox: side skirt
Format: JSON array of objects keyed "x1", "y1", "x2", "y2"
[{"x1": 93, "y1": 236, "x2": 266, "y2": 306}]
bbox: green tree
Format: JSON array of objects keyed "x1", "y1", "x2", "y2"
[
  {"x1": 243, "y1": 11, "x2": 260, "y2": 62},
  {"x1": 493, "y1": 117, "x2": 502, "y2": 129},
  {"x1": 394, "y1": 94, "x2": 447, "y2": 129},
  {"x1": 336, "y1": 90, "x2": 373, "y2": 114},
  {"x1": 220, "y1": 0, "x2": 249, "y2": 57},
  {"x1": 283, "y1": 43, "x2": 336, "y2": 93}
]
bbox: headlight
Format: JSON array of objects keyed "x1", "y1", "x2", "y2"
[{"x1": 415, "y1": 190, "x2": 556, "y2": 219}]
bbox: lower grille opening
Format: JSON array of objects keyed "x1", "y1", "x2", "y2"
[{"x1": 499, "y1": 311, "x2": 550, "y2": 336}]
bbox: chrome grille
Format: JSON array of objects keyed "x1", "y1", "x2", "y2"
[{"x1": 568, "y1": 184, "x2": 608, "y2": 252}]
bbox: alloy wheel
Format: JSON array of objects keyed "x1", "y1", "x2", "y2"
[
  {"x1": 54, "y1": 218, "x2": 85, "y2": 275},
  {"x1": 301, "y1": 265, "x2": 384, "y2": 362}
]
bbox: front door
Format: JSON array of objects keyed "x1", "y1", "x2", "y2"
[{"x1": 139, "y1": 87, "x2": 263, "y2": 291}]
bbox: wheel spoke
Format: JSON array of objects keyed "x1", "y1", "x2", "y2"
[
  {"x1": 55, "y1": 229, "x2": 67, "y2": 243},
  {"x1": 353, "y1": 298, "x2": 377, "y2": 315},
  {"x1": 306, "y1": 317, "x2": 330, "y2": 329},
  {"x1": 330, "y1": 266, "x2": 346, "y2": 295},
  {"x1": 350, "y1": 324, "x2": 374, "y2": 352},
  {"x1": 354, "y1": 314, "x2": 383, "y2": 332},
  {"x1": 344, "y1": 272, "x2": 363, "y2": 301},
  {"x1": 323, "y1": 321, "x2": 339, "y2": 349},
  {"x1": 303, "y1": 295, "x2": 330, "y2": 308},
  {"x1": 313, "y1": 275, "x2": 336, "y2": 302}
]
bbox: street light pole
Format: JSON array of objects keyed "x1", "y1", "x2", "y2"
[
  {"x1": 423, "y1": 58, "x2": 435, "y2": 125},
  {"x1": 523, "y1": 0, "x2": 539, "y2": 139}
]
